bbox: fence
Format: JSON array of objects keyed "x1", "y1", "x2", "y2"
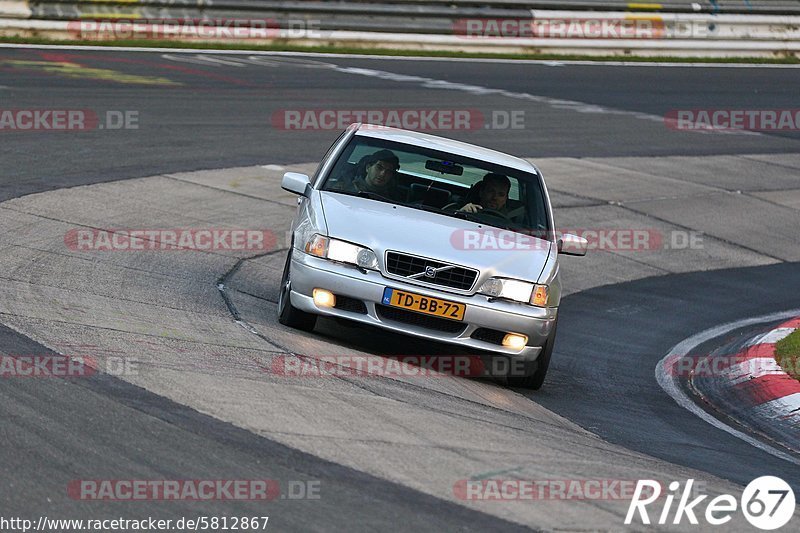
[{"x1": 2, "y1": 1, "x2": 799, "y2": 57}]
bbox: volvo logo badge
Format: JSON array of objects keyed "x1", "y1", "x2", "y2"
[{"x1": 424, "y1": 266, "x2": 437, "y2": 278}]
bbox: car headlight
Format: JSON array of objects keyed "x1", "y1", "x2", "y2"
[
  {"x1": 304, "y1": 234, "x2": 378, "y2": 270},
  {"x1": 478, "y1": 278, "x2": 549, "y2": 307}
]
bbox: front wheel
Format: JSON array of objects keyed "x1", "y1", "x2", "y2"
[
  {"x1": 277, "y1": 248, "x2": 317, "y2": 332},
  {"x1": 505, "y1": 320, "x2": 557, "y2": 390}
]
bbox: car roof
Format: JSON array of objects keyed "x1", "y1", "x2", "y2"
[{"x1": 352, "y1": 124, "x2": 538, "y2": 175}]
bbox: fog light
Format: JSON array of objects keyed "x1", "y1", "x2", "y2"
[
  {"x1": 313, "y1": 288, "x2": 335, "y2": 308},
  {"x1": 502, "y1": 333, "x2": 528, "y2": 350}
]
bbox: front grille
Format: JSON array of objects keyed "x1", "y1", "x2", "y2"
[
  {"x1": 376, "y1": 305, "x2": 466, "y2": 334},
  {"x1": 333, "y1": 295, "x2": 367, "y2": 314},
  {"x1": 385, "y1": 251, "x2": 478, "y2": 291},
  {"x1": 471, "y1": 328, "x2": 507, "y2": 346}
]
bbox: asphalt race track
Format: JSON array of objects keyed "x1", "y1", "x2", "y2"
[{"x1": 1, "y1": 45, "x2": 799, "y2": 531}]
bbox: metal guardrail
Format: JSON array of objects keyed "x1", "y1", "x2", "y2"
[
  {"x1": 13, "y1": 0, "x2": 800, "y2": 33},
  {"x1": 339, "y1": 0, "x2": 800, "y2": 14},
  {"x1": 17, "y1": 0, "x2": 800, "y2": 19},
  {"x1": 1, "y1": 1, "x2": 800, "y2": 57},
  {"x1": 0, "y1": 1, "x2": 31, "y2": 19}
]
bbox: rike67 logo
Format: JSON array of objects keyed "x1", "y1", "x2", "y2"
[{"x1": 626, "y1": 477, "x2": 795, "y2": 530}]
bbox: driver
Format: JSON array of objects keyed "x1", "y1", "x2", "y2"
[{"x1": 457, "y1": 173, "x2": 511, "y2": 214}]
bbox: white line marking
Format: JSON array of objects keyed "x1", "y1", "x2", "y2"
[
  {"x1": 327, "y1": 65, "x2": 756, "y2": 135},
  {"x1": 1, "y1": 43, "x2": 799, "y2": 68},
  {"x1": 754, "y1": 393, "x2": 800, "y2": 421},
  {"x1": 160, "y1": 53, "x2": 248, "y2": 67},
  {"x1": 747, "y1": 327, "x2": 796, "y2": 346},
  {"x1": 656, "y1": 308, "x2": 800, "y2": 465},
  {"x1": 727, "y1": 358, "x2": 785, "y2": 384},
  {"x1": 6, "y1": 42, "x2": 759, "y2": 134}
]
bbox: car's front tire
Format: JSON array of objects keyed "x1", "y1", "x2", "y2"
[
  {"x1": 505, "y1": 319, "x2": 557, "y2": 390},
  {"x1": 277, "y1": 248, "x2": 317, "y2": 332}
]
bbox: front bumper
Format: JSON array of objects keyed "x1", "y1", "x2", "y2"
[{"x1": 288, "y1": 251, "x2": 557, "y2": 361}]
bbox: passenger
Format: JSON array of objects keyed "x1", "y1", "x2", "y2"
[
  {"x1": 457, "y1": 173, "x2": 512, "y2": 214},
  {"x1": 346, "y1": 149, "x2": 403, "y2": 201}
]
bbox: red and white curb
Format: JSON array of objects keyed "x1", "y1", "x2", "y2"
[
  {"x1": 694, "y1": 317, "x2": 800, "y2": 428},
  {"x1": 728, "y1": 318, "x2": 800, "y2": 423},
  {"x1": 657, "y1": 310, "x2": 800, "y2": 466}
]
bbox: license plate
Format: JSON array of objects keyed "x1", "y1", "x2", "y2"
[{"x1": 382, "y1": 288, "x2": 465, "y2": 321}]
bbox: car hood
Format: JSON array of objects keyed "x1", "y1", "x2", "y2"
[{"x1": 319, "y1": 192, "x2": 551, "y2": 287}]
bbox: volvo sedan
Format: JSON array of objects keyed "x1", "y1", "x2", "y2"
[{"x1": 278, "y1": 123, "x2": 587, "y2": 389}]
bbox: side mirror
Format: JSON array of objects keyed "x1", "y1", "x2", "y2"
[
  {"x1": 281, "y1": 172, "x2": 311, "y2": 196},
  {"x1": 558, "y1": 233, "x2": 588, "y2": 256}
]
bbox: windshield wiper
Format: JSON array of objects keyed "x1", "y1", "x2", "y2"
[
  {"x1": 401, "y1": 202, "x2": 444, "y2": 215},
  {"x1": 449, "y1": 210, "x2": 481, "y2": 223},
  {"x1": 401, "y1": 202, "x2": 517, "y2": 231},
  {"x1": 449, "y1": 210, "x2": 517, "y2": 231},
  {"x1": 326, "y1": 188, "x2": 396, "y2": 204},
  {"x1": 356, "y1": 190, "x2": 392, "y2": 202}
]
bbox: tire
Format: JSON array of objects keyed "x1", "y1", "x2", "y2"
[
  {"x1": 506, "y1": 320, "x2": 557, "y2": 390},
  {"x1": 277, "y1": 248, "x2": 317, "y2": 332}
]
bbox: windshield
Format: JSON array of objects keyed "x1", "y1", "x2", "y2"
[{"x1": 320, "y1": 135, "x2": 550, "y2": 236}]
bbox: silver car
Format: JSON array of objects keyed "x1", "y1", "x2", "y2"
[{"x1": 278, "y1": 123, "x2": 587, "y2": 389}]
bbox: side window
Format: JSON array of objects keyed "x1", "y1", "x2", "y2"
[
  {"x1": 508, "y1": 178, "x2": 520, "y2": 201},
  {"x1": 311, "y1": 130, "x2": 348, "y2": 186},
  {"x1": 525, "y1": 179, "x2": 548, "y2": 232},
  {"x1": 323, "y1": 142, "x2": 358, "y2": 191}
]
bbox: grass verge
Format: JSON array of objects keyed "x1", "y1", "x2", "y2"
[
  {"x1": 776, "y1": 328, "x2": 800, "y2": 381},
  {"x1": 1, "y1": 35, "x2": 799, "y2": 64}
]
